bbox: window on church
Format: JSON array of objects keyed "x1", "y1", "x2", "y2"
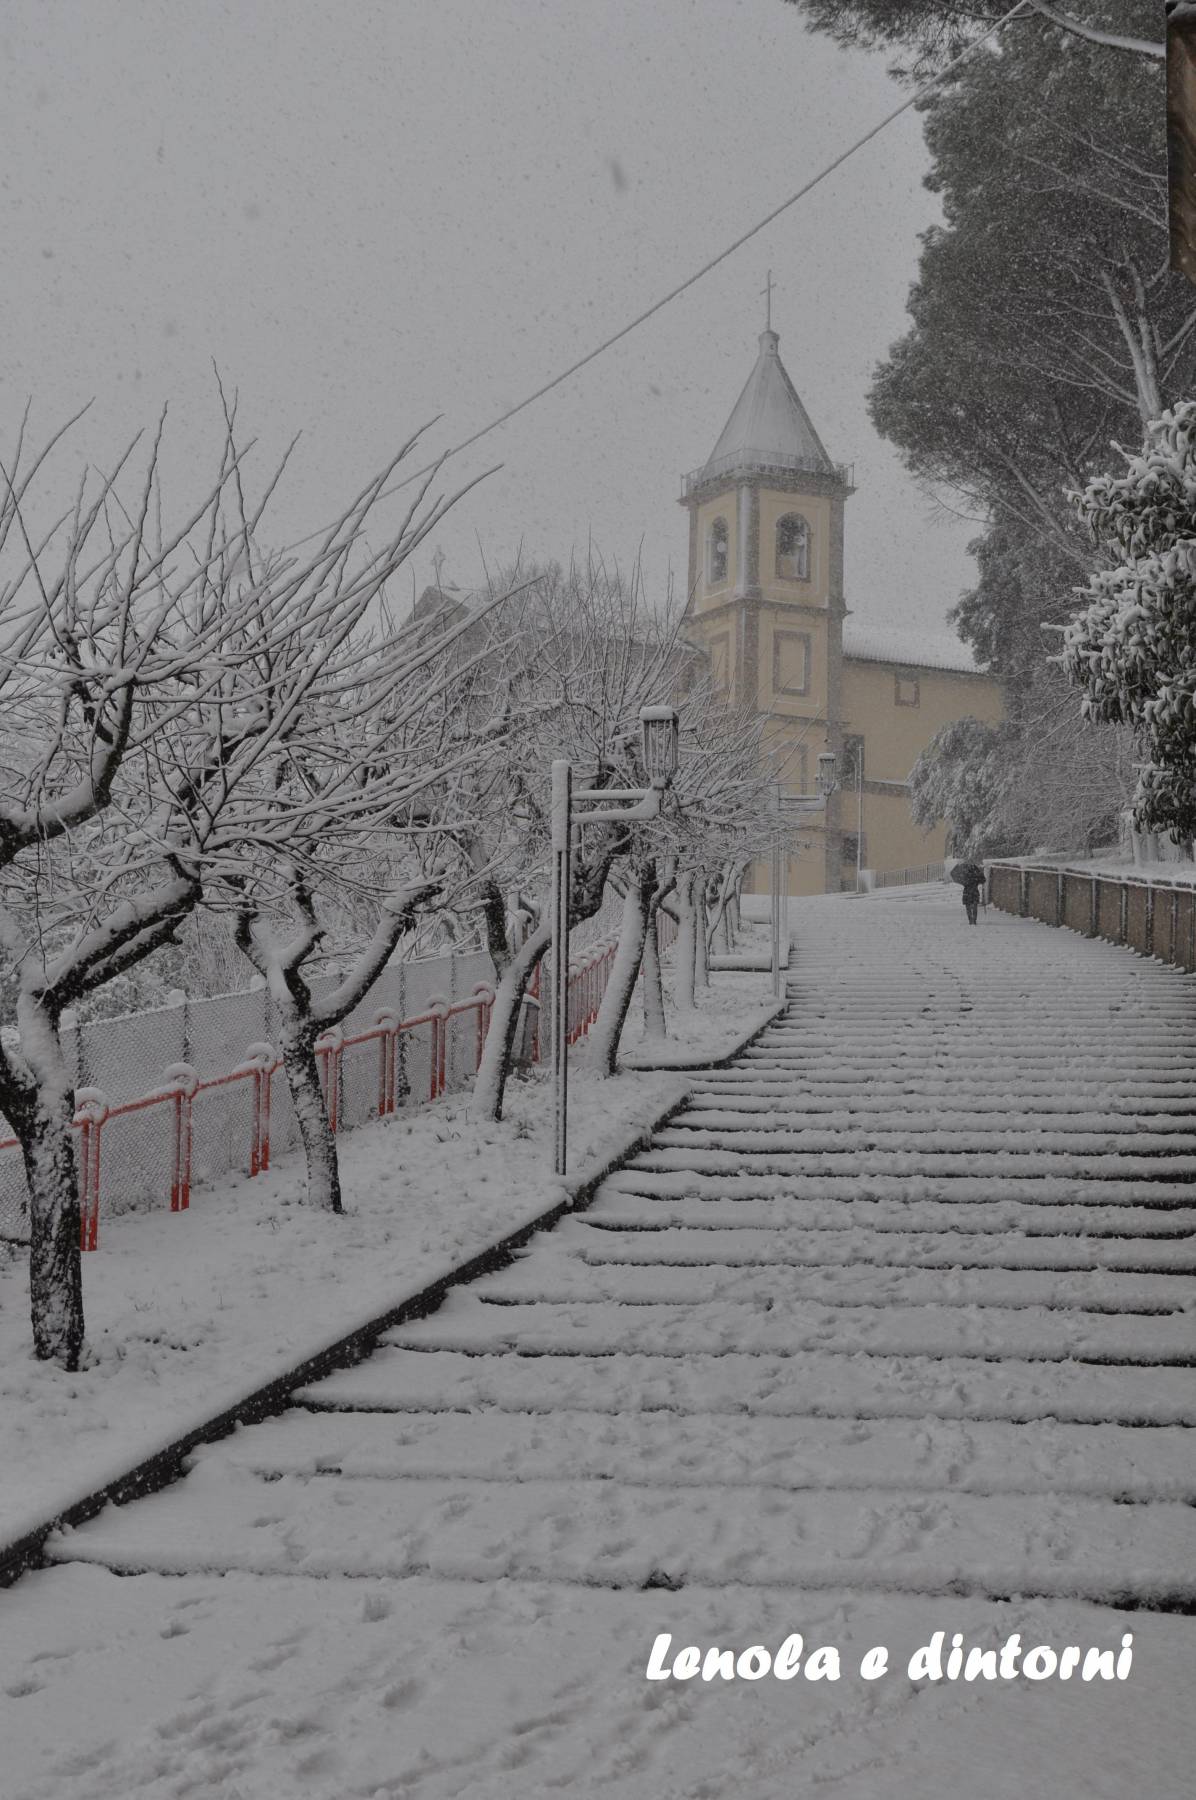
[
  {"x1": 772, "y1": 629, "x2": 811, "y2": 698},
  {"x1": 707, "y1": 517, "x2": 729, "y2": 586},
  {"x1": 894, "y1": 675, "x2": 920, "y2": 708},
  {"x1": 776, "y1": 513, "x2": 810, "y2": 581}
]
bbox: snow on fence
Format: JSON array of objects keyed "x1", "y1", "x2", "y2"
[
  {"x1": 0, "y1": 906, "x2": 637, "y2": 1249},
  {"x1": 988, "y1": 860, "x2": 1196, "y2": 973}
]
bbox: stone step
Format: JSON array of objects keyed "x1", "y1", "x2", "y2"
[
  {"x1": 293, "y1": 1345, "x2": 1196, "y2": 1427},
  {"x1": 597, "y1": 1167, "x2": 1196, "y2": 1207},
  {"x1": 193, "y1": 1406, "x2": 1196, "y2": 1503},
  {"x1": 629, "y1": 1144, "x2": 1196, "y2": 1180},
  {"x1": 474, "y1": 1253, "x2": 1194, "y2": 1314},
  {"x1": 661, "y1": 1119, "x2": 1196, "y2": 1154},
  {"x1": 388, "y1": 1292, "x2": 1195, "y2": 1364},
  {"x1": 565, "y1": 1219, "x2": 1196, "y2": 1273},
  {"x1": 48, "y1": 1465, "x2": 1196, "y2": 1607},
  {"x1": 588, "y1": 1187, "x2": 1196, "y2": 1239}
]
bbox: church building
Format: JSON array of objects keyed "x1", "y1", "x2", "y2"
[{"x1": 680, "y1": 321, "x2": 1004, "y2": 894}]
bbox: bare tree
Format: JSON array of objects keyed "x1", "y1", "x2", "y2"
[
  {"x1": 0, "y1": 403, "x2": 484, "y2": 1365},
  {"x1": 225, "y1": 587, "x2": 516, "y2": 1211},
  {"x1": 464, "y1": 554, "x2": 683, "y2": 1122},
  {"x1": 0, "y1": 407, "x2": 273, "y2": 1366},
  {"x1": 588, "y1": 694, "x2": 777, "y2": 1070}
]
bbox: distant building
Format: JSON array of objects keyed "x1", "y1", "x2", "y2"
[
  {"x1": 412, "y1": 582, "x2": 470, "y2": 632},
  {"x1": 680, "y1": 323, "x2": 1003, "y2": 893}
]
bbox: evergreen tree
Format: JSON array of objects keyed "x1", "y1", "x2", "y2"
[
  {"x1": 782, "y1": 0, "x2": 1186, "y2": 853},
  {"x1": 1063, "y1": 403, "x2": 1196, "y2": 841}
]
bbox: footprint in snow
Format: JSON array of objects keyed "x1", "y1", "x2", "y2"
[{"x1": 381, "y1": 1675, "x2": 423, "y2": 1710}]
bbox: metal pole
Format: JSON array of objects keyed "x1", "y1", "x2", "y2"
[
  {"x1": 771, "y1": 833, "x2": 782, "y2": 998},
  {"x1": 550, "y1": 760, "x2": 572, "y2": 1176},
  {"x1": 856, "y1": 759, "x2": 864, "y2": 893}
]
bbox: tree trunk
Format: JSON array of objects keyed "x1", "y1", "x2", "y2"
[
  {"x1": 674, "y1": 871, "x2": 699, "y2": 1012},
  {"x1": 236, "y1": 885, "x2": 434, "y2": 1215},
  {"x1": 589, "y1": 869, "x2": 653, "y2": 1076},
  {"x1": 471, "y1": 919, "x2": 551, "y2": 1123},
  {"x1": 9, "y1": 1003, "x2": 84, "y2": 1368},
  {"x1": 21, "y1": 1102, "x2": 84, "y2": 1369},
  {"x1": 277, "y1": 1020, "x2": 342, "y2": 1213},
  {"x1": 641, "y1": 908, "x2": 668, "y2": 1040},
  {"x1": 694, "y1": 873, "x2": 711, "y2": 991},
  {"x1": 705, "y1": 862, "x2": 737, "y2": 957}
]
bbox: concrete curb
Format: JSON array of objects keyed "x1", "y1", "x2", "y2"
[{"x1": 620, "y1": 998, "x2": 787, "y2": 1070}]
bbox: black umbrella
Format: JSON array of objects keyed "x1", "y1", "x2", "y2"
[{"x1": 950, "y1": 862, "x2": 985, "y2": 886}]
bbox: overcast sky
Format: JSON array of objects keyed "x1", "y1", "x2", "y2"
[{"x1": 2, "y1": 0, "x2": 978, "y2": 636}]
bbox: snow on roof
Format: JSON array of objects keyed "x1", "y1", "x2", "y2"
[{"x1": 841, "y1": 618, "x2": 985, "y2": 676}]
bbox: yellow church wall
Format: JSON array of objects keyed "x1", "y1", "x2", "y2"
[
  {"x1": 760, "y1": 606, "x2": 830, "y2": 719},
  {"x1": 839, "y1": 656, "x2": 1002, "y2": 877},
  {"x1": 746, "y1": 838, "x2": 830, "y2": 901},
  {"x1": 841, "y1": 658, "x2": 1003, "y2": 783},
  {"x1": 786, "y1": 838, "x2": 832, "y2": 897},
  {"x1": 683, "y1": 601, "x2": 738, "y2": 697},
  {"x1": 760, "y1": 712, "x2": 826, "y2": 797},
  {"x1": 756, "y1": 488, "x2": 832, "y2": 607},
  {"x1": 743, "y1": 711, "x2": 831, "y2": 899},
  {"x1": 845, "y1": 789, "x2": 945, "y2": 875}
]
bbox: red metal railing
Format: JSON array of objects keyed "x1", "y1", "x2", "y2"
[
  {"x1": 566, "y1": 939, "x2": 617, "y2": 1044},
  {"x1": 1, "y1": 930, "x2": 633, "y2": 1254},
  {"x1": 0, "y1": 984, "x2": 498, "y2": 1253}
]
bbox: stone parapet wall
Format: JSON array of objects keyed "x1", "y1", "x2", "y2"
[{"x1": 987, "y1": 862, "x2": 1196, "y2": 972}]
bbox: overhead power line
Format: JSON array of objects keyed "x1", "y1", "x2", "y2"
[{"x1": 312, "y1": 0, "x2": 1034, "y2": 531}]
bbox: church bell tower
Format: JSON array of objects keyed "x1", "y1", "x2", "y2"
[{"x1": 680, "y1": 312, "x2": 853, "y2": 894}]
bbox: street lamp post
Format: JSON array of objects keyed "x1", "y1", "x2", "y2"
[
  {"x1": 550, "y1": 705, "x2": 680, "y2": 1176},
  {"x1": 770, "y1": 751, "x2": 839, "y2": 998},
  {"x1": 855, "y1": 750, "x2": 864, "y2": 894}
]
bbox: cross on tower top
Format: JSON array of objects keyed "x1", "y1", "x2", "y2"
[
  {"x1": 431, "y1": 546, "x2": 447, "y2": 589},
  {"x1": 761, "y1": 269, "x2": 775, "y2": 333}
]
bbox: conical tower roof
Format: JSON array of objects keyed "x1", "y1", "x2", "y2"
[{"x1": 695, "y1": 328, "x2": 836, "y2": 487}]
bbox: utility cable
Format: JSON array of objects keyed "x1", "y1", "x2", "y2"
[
  {"x1": 395, "y1": 3, "x2": 1030, "y2": 479},
  {"x1": 288, "y1": 0, "x2": 1033, "y2": 540}
]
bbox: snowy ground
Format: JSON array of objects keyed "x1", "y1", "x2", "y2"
[
  {"x1": 0, "y1": 970, "x2": 775, "y2": 1549},
  {"x1": 3, "y1": 899, "x2": 1195, "y2": 1798}
]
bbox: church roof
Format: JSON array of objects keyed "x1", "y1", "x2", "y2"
[
  {"x1": 692, "y1": 328, "x2": 839, "y2": 489},
  {"x1": 842, "y1": 618, "x2": 986, "y2": 676}
]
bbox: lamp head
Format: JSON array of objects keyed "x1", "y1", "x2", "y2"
[
  {"x1": 816, "y1": 750, "x2": 838, "y2": 798},
  {"x1": 640, "y1": 705, "x2": 680, "y2": 790}
]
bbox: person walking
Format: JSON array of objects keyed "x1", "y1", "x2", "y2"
[{"x1": 951, "y1": 860, "x2": 986, "y2": 926}]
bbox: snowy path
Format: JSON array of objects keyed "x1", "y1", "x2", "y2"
[{"x1": 7, "y1": 895, "x2": 1196, "y2": 1797}]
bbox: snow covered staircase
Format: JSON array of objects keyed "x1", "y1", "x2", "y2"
[{"x1": 47, "y1": 895, "x2": 1196, "y2": 1612}]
